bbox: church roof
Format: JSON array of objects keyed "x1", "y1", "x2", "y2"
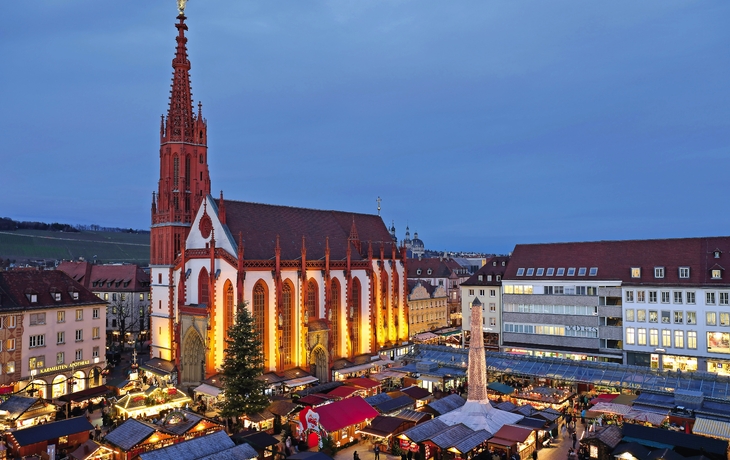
[{"x1": 215, "y1": 199, "x2": 397, "y2": 261}]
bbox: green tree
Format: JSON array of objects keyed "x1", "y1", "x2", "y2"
[{"x1": 219, "y1": 303, "x2": 270, "y2": 418}]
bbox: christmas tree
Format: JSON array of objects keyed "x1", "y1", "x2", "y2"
[{"x1": 219, "y1": 303, "x2": 270, "y2": 418}]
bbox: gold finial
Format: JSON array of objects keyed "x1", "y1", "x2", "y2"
[{"x1": 177, "y1": 0, "x2": 187, "y2": 15}]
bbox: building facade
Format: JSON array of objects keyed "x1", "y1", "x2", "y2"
[
  {"x1": 460, "y1": 255, "x2": 509, "y2": 351},
  {"x1": 149, "y1": 10, "x2": 409, "y2": 385},
  {"x1": 502, "y1": 237, "x2": 730, "y2": 373},
  {"x1": 58, "y1": 262, "x2": 150, "y2": 347},
  {"x1": 408, "y1": 258, "x2": 470, "y2": 326},
  {"x1": 0, "y1": 270, "x2": 106, "y2": 399},
  {"x1": 407, "y1": 280, "x2": 448, "y2": 335}
]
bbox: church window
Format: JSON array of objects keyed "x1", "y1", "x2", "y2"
[
  {"x1": 253, "y1": 282, "x2": 267, "y2": 367},
  {"x1": 306, "y1": 280, "x2": 318, "y2": 321},
  {"x1": 199, "y1": 154, "x2": 204, "y2": 164},
  {"x1": 282, "y1": 282, "x2": 294, "y2": 367},
  {"x1": 173, "y1": 156, "x2": 179, "y2": 188},
  {"x1": 351, "y1": 278, "x2": 361, "y2": 355},
  {"x1": 224, "y1": 281, "x2": 234, "y2": 339},
  {"x1": 198, "y1": 267, "x2": 209, "y2": 305},
  {"x1": 185, "y1": 155, "x2": 191, "y2": 190},
  {"x1": 330, "y1": 280, "x2": 340, "y2": 357}
]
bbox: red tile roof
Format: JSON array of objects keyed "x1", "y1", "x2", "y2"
[
  {"x1": 57, "y1": 262, "x2": 150, "y2": 292},
  {"x1": 505, "y1": 237, "x2": 730, "y2": 286},
  {"x1": 214, "y1": 199, "x2": 398, "y2": 261},
  {"x1": 326, "y1": 386, "x2": 360, "y2": 398},
  {"x1": 312, "y1": 396, "x2": 379, "y2": 432},
  {"x1": 0, "y1": 270, "x2": 102, "y2": 311},
  {"x1": 408, "y1": 258, "x2": 465, "y2": 279},
  {"x1": 462, "y1": 256, "x2": 510, "y2": 287},
  {"x1": 343, "y1": 377, "x2": 381, "y2": 389},
  {"x1": 491, "y1": 424, "x2": 533, "y2": 442}
]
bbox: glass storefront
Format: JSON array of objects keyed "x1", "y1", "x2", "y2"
[
  {"x1": 505, "y1": 348, "x2": 598, "y2": 362},
  {"x1": 707, "y1": 360, "x2": 730, "y2": 377},
  {"x1": 651, "y1": 354, "x2": 697, "y2": 372}
]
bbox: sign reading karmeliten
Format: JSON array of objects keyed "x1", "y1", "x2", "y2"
[{"x1": 37, "y1": 360, "x2": 91, "y2": 376}]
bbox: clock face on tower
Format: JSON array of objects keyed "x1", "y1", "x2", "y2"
[{"x1": 199, "y1": 213, "x2": 213, "y2": 239}]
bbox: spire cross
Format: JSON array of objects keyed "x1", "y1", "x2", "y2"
[
  {"x1": 376, "y1": 196, "x2": 381, "y2": 216},
  {"x1": 177, "y1": 0, "x2": 187, "y2": 15}
]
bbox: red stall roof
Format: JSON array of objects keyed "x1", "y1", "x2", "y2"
[
  {"x1": 327, "y1": 386, "x2": 360, "y2": 399},
  {"x1": 343, "y1": 378, "x2": 381, "y2": 390},
  {"x1": 313, "y1": 396, "x2": 379, "y2": 432},
  {"x1": 491, "y1": 425, "x2": 533, "y2": 443}
]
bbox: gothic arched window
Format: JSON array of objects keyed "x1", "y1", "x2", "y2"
[
  {"x1": 351, "y1": 277, "x2": 361, "y2": 355},
  {"x1": 253, "y1": 281, "x2": 269, "y2": 368},
  {"x1": 330, "y1": 279, "x2": 340, "y2": 356},
  {"x1": 306, "y1": 279, "x2": 318, "y2": 321},
  {"x1": 224, "y1": 280, "x2": 234, "y2": 338},
  {"x1": 198, "y1": 267, "x2": 209, "y2": 306},
  {"x1": 282, "y1": 281, "x2": 294, "y2": 368},
  {"x1": 173, "y1": 155, "x2": 179, "y2": 188}
]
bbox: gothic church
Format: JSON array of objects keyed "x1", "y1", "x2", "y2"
[{"x1": 149, "y1": 10, "x2": 408, "y2": 384}]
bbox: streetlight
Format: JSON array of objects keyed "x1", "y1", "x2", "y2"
[{"x1": 66, "y1": 378, "x2": 77, "y2": 418}]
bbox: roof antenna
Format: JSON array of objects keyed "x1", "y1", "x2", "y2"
[{"x1": 376, "y1": 196, "x2": 381, "y2": 216}]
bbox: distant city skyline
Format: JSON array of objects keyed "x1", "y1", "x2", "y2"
[{"x1": 1, "y1": 1, "x2": 728, "y2": 254}]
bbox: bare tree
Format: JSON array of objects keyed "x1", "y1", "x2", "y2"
[{"x1": 108, "y1": 297, "x2": 140, "y2": 351}]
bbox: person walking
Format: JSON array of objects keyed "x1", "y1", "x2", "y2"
[
  {"x1": 374, "y1": 444, "x2": 380, "y2": 460},
  {"x1": 572, "y1": 431, "x2": 577, "y2": 449},
  {"x1": 532, "y1": 449, "x2": 538, "y2": 460},
  {"x1": 354, "y1": 451, "x2": 360, "y2": 460}
]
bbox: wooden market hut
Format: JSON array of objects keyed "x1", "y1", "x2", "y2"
[
  {"x1": 400, "y1": 385, "x2": 434, "y2": 409},
  {"x1": 372, "y1": 395, "x2": 416, "y2": 416},
  {"x1": 398, "y1": 419, "x2": 450, "y2": 459},
  {"x1": 113, "y1": 387, "x2": 191, "y2": 419},
  {"x1": 243, "y1": 409, "x2": 275, "y2": 433},
  {"x1": 357, "y1": 415, "x2": 415, "y2": 452},
  {"x1": 68, "y1": 440, "x2": 115, "y2": 460},
  {"x1": 487, "y1": 424, "x2": 536, "y2": 460},
  {"x1": 342, "y1": 377, "x2": 382, "y2": 397},
  {"x1": 138, "y1": 430, "x2": 258, "y2": 460},
  {"x1": 422, "y1": 394, "x2": 466, "y2": 417},
  {"x1": 6, "y1": 416, "x2": 93, "y2": 459},
  {"x1": 311, "y1": 396, "x2": 379, "y2": 447},
  {"x1": 448, "y1": 429, "x2": 492, "y2": 460},
  {"x1": 429, "y1": 424, "x2": 478, "y2": 460},
  {"x1": 579, "y1": 425, "x2": 623, "y2": 460},
  {"x1": 0, "y1": 395, "x2": 56, "y2": 430},
  {"x1": 232, "y1": 430, "x2": 281, "y2": 460}
]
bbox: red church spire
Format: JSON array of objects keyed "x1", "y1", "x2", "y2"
[{"x1": 151, "y1": 10, "x2": 211, "y2": 266}]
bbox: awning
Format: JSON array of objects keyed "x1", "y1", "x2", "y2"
[
  {"x1": 590, "y1": 402, "x2": 632, "y2": 415},
  {"x1": 692, "y1": 417, "x2": 730, "y2": 441},
  {"x1": 590, "y1": 394, "x2": 619, "y2": 405},
  {"x1": 487, "y1": 382, "x2": 515, "y2": 395},
  {"x1": 623, "y1": 409, "x2": 667, "y2": 426},
  {"x1": 414, "y1": 332, "x2": 439, "y2": 342},
  {"x1": 139, "y1": 358, "x2": 175, "y2": 377},
  {"x1": 59, "y1": 385, "x2": 111, "y2": 403},
  {"x1": 284, "y1": 376, "x2": 318, "y2": 387},
  {"x1": 193, "y1": 383, "x2": 222, "y2": 398},
  {"x1": 334, "y1": 362, "x2": 375, "y2": 374},
  {"x1": 369, "y1": 370, "x2": 405, "y2": 381},
  {"x1": 488, "y1": 437, "x2": 514, "y2": 447}
]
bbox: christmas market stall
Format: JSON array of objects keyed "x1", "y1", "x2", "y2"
[
  {"x1": 243, "y1": 409, "x2": 275, "y2": 433},
  {"x1": 104, "y1": 410, "x2": 223, "y2": 459},
  {"x1": 138, "y1": 430, "x2": 258, "y2": 460},
  {"x1": 68, "y1": 440, "x2": 115, "y2": 460},
  {"x1": 510, "y1": 386, "x2": 574, "y2": 411},
  {"x1": 296, "y1": 397, "x2": 379, "y2": 449},
  {"x1": 231, "y1": 430, "x2": 281, "y2": 460},
  {"x1": 398, "y1": 419, "x2": 450, "y2": 460},
  {"x1": 6, "y1": 416, "x2": 93, "y2": 459},
  {"x1": 138, "y1": 359, "x2": 176, "y2": 387},
  {"x1": 356, "y1": 415, "x2": 416, "y2": 452},
  {"x1": 0, "y1": 395, "x2": 56, "y2": 430},
  {"x1": 113, "y1": 387, "x2": 191, "y2": 419},
  {"x1": 342, "y1": 377, "x2": 382, "y2": 397},
  {"x1": 487, "y1": 424, "x2": 536, "y2": 460},
  {"x1": 579, "y1": 425, "x2": 622, "y2": 460}
]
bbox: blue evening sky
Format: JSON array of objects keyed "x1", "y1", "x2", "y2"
[{"x1": 1, "y1": 1, "x2": 728, "y2": 254}]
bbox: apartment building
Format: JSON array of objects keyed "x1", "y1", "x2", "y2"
[
  {"x1": 58, "y1": 262, "x2": 150, "y2": 346},
  {"x1": 407, "y1": 280, "x2": 448, "y2": 335},
  {"x1": 408, "y1": 257, "x2": 471, "y2": 326},
  {"x1": 0, "y1": 270, "x2": 106, "y2": 398},
  {"x1": 460, "y1": 255, "x2": 509, "y2": 351}
]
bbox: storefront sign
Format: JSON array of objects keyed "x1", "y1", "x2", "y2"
[{"x1": 37, "y1": 360, "x2": 91, "y2": 376}]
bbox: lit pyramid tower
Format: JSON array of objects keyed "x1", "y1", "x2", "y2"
[
  {"x1": 467, "y1": 297, "x2": 489, "y2": 401},
  {"x1": 439, "y1": 297, "x2": 523, "y2": 433}
]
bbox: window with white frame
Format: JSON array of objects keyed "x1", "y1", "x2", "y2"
[
  {"x1": 578, "y1": 267, "x2": 587, "y2": 276},
  {"x1": 707, "y1": 312, "x2": 717, "y2": 326},
  {"x1": 662, "y1": 329, "x2": 671, "y2": 347},
  {"x1": 526, "y1": 268, "x2": 534, "y2": 276},
  {"x1": 687, "y1": 311, "x2": 696, "y2": 325},
  {"x1": 661, "y1": 311, "x2": 670, "y2": 324},
  {"x1": 720, "y1": 312, "x2": 730, "y2": 326},
  {"x1": 707, "y1": 292, "x2": 716, "y2": 305},
  {"x1": 57, "y1": 331, "x2": 65, "y2": 344},
  {"x1": 93, "y1": 346, "x2": 99, "y2": 358},
  {"x1": 687, "y1": 292, "x2": 696, "y2": 304},
  {"x1": 626, "y1": 327, "x2": 636, "y2": 345},
  {"x1": 661, "y1": 291, "x2": 670, "y2": 303},
  {"x1": 649, "y1": 291, "x2": 657, "y2": 303},
  {"x1": 468, "y1": 289, "x2": 474, "y2": 296},
  {"x1": 536, "y1": 268, "x2": 544, "y2": 276},
  {"x1": 687, "y1": 331, "x2": 697, "y2": 349},
  {"x1": 479, "y1": 289, "x2": 485, "y2": 296},
  {"x1": 489, "y1": 317, "x2": 496, "y2": 326},
  {"x1": 712, "y1": 269, "x2": 722, "y2": 279},
  {"x1": 5, "y1": 338, "x2": 15, "y2": 351},
  {"x1": 490, "y1": 289, "x2": 496, "y2": 297},
  {"x1": 679, "y1": 267, "x2": 690, "y2": 278},
  {"x1": 649, "y1": 329, "x2": 658, "y2": 346},
  {"x1": 57, "y1": 352, "x2": 64, "y2": 365},
  {"x1": 516, "y1": 268, "x2": 525, "y2": 276},
  {"x1": 626, "y1": 309, "x2": 635, "y2": 322},
  {"x1": 489, "y1": 303, "x2": 496, "y2": 312},
  {"x1": 631, "y1": 267, "x2": 641, "y2": 278},
  {"x1": 626, "y1": 291, "x2": 634, "y2": 302},
  {"x1": 654, "y1": 267, "x2": 665, "y2": 278},
  {"x1": 76, "y1": 309, "x2": 83, "y2": 321},
  {"x1": 637, "y1": 291, "x2": 646, "y2": 302},
  {"x1": 93, "y1": 308, "x2": 99, "y2": 319},
  {"x1": 29, "y1": 313, "x2": 46, "y2": 326},
  {"x1": 720, "y1": 292, "x2": 729, "y2": 306},
  {"x1": 75, "y1": 329, "x2": 83, "y2": 342},
  {"x1": 92, "y1": 327, "x2": 100, "y2": 339},
  {"x1": 75, "y1": 349, "x2": 83, "y2": 361},
  {"x1": 649, "y1": 310, "x2": 658, "y2": 323},
  {"x1": 567, "y1": 268, "x2": 576, "y2": 276},
  {"x1": 674, "y1": 330, "x2": 684, "y2": 348},
  {"x1": 57, "y1": 311, "x2": 65, "y2": 323},
  {"x1": 638, "y1": 328, "x2": 647, "y2": 345},
  {"x1": 29, "y1": 335, "x2": 44, "y2": 348},
  {"x1": 557, "y1": 268, "x2": 565, "y2": 276},
  {"x1": 637, "y1": 310, "x2": 646, "y2": 322},
  {"x1": 674, "y1": 311, "x2": 683, "y2": 324},
  {"x1": 674, "y1": 292, "x2": 683, "y2": 304},
  {"x1": 546, "y1": 268, "x2": 555, "y2": 276},
  {"x1": 589, "y1": 267, "x2": 598, "y2": 276},
  {"x1": 6, "y1": 362, "x2": 15, "y2": 374}
]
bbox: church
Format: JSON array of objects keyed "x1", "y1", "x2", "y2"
[{"x1": 149, "y1": 6, "x2": 408, "y2": 385}]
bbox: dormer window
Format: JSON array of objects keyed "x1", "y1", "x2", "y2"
[
  {"x1": 546, "y1": 268, "x2": 555, "y2": 276},
  {"x1": 557, "y1": 268, "x2": 565, "y2": 276},
  {"x1": 714, "y1": 250, "x2": 722, "y2": 259},
  {"x1": 526, "y1": 268, "x2": 534, "y2": 276},
  {"x1": 26, "y1": 294, "x2": 38, "y2": 303},
  {"x1": 427, "y1": 269, "x2": 432, "y2": 275},
  {"x1": 516, "y1": 268, "x2": 525, "y2": 276},
  {"x1": 631, "y1": 267, "x2": 641, "y2": 278},
  {"x1": 487, "y1": 275, "x2": 492, "y2": 281},
  {"x1": 712, "y1": 269, "x2": 723, "y2": 279},
  {"x1": 679, "y1": 267, "x2": 690, "y2": 279},
  {"x1": 567, "y1": 268, "x2": 576, "y2": 276},
  {"x1": 496, "y1": 275, "x2": 501, "y2": 281},
  {"x1": 478, "y1": 275, "x2": 483, "y2": 281},
  {"x1": 501, "y1": 261, "x2": 505, "y2": 266},
  {"x1": 54, "y1": 293, "x2": 61, "y2": 301},
  {"x1": 493, "y1": 261, "x2": 497, "y2": 266},
  {"x1": 416, "y1": 269, "x2": 422, "y2": 275},
  {"x1": 578, "y1": 267, "x2": 587, "y2": 276},
  {"x1": 589, "y1": 267, "x2": 598, "y2": 276},
  {"x1": 536, "y1": 268, "x2": 544, "y2": 276}
]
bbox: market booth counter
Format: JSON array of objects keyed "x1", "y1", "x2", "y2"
[
  {"x1": 487, "y1": 424, "x2": 536, "y2": 460},
  {"x1": 6, "y1": 416, "x2": 93, "y2": 459},
  {"x1": 579, "y1": 425, "x2": 622, "y2": 460},
  {"x1": 295, "y1": 397, "x2": 379, "y2": 449},
  {"x1": 113, "y1": 387, "x2": 191, "y2": 419},
  {"x1": 510, "y1": 386, "x2": 574, "y2": 411},
  {"x1": 0, "y1": 395, "x2": 57, "y2": 430},
  {"x1": 357, "y1": 415, "x2": 416, "y2": 452}
]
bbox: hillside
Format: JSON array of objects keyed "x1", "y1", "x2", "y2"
[{"x1": 0, "y1": 229, "x2": 150, "y2": 266}]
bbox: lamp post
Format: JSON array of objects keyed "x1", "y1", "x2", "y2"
[{"x1": 66, "y1": 378, "x2": 77, "y2": 419}]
